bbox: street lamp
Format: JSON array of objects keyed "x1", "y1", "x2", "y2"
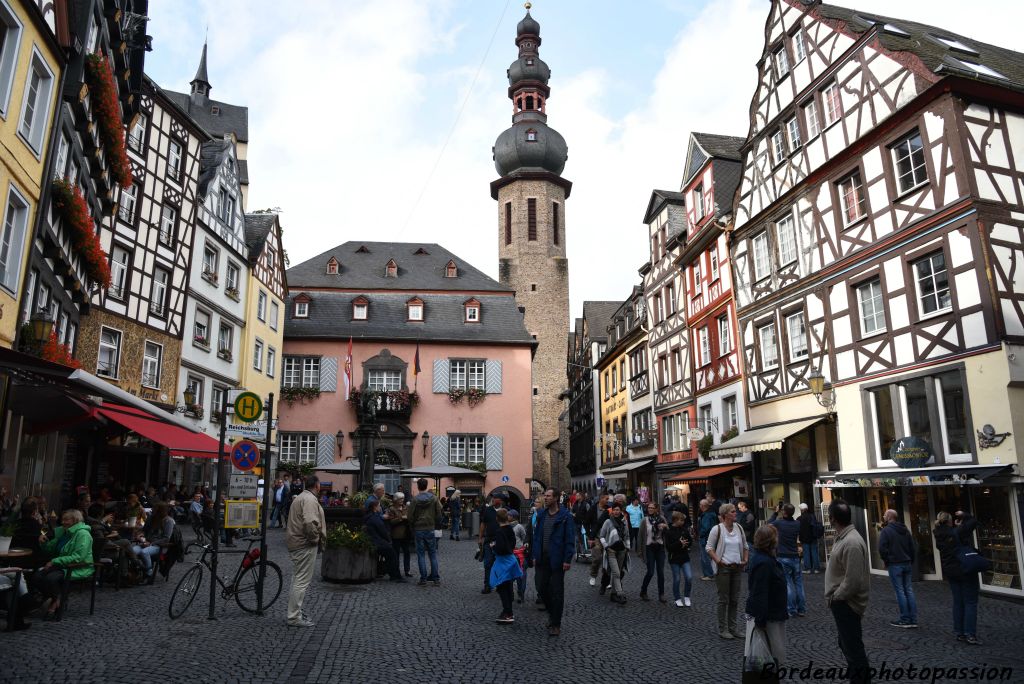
[
  {"x1": 421, "y1": 430, "x2": 430, "y2": 458},
  {"x1": 336, "y1": 430, "x2": 345, "y2": 457},
  {"x1": 182, "y1": 386, "x2": 196, "y2": 407},
  {"x1": 29, "y1": 308, "x2": 54, "y2": 348},
  {"x1": 807, "y1": 367, "x2": 837, "y2": 416}
]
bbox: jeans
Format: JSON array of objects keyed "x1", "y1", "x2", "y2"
[
  {"x1": 287, "y1": 545, "x2": 317, "y2": 622},
  {"x1": 450, "y1": 513, "x2": 461, "y2": 539},
  {"x1": 535, "y1": 560, "x2": 566, "y2": 627},
  {"x1": 641, "y1": 544, "x2": 666, "y2": 596},
  {"x1": 516, "y1": 558, "x2": 528, "y2": 598},
  {"x1": 414, "y1": 530, "x2": 440, "y2": 581},
  {"x1": 606, "y1": 548, "x2": 627, "y2": 595},
  {"x1": 887, "y1": 563, "x2": 917, "y2": 624},
  {"x1": 377, "y1": 545, "x2": 401, "y2": 580},
  {"x1": 779, "y1": 557, "x2": 806, "y2": 615},
  {"x1": 392, "y1": 538, "x2": 411, "y2": 574},
  {"x1": 589, "y1": 540, "x2": 604, "y2": 578},
  {"x1": 949, "y1": 574, "x2": 979, "y2": 637},
  {"x1": 133, "y1": 544, "x2": 162, "y2": 576},
  {"x1": 831, "y1": 599, "x2": 871, "y2": 684},
  {"x1": 715, "y1": 564, "x2": 742, "y2": 634},
  {"x1": 670, "y1": 561, "x2": 692, "y2": 601},
  {"x1": 270, "y1": 502, "x2": 283, "y2": 527},
  {"x1": 699, "y1": 539, "x2": 714, "y2": 578},
  {"x1": 482, "y1": 542, "x2": 496, "y2": 588},
  {"x1": 803, "y1": 541, "x2": 820, "y2": 571}
]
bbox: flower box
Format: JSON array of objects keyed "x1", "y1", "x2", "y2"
[
  {"x1": 50, "y1": 179, "x2": 111, "y2": 289},
  {"x1": 83, "y1": 53, "x2": 132, "y2": 188},
  {"x1": 201, "y1": 270, "x2": 219, "y2": 285},
  {"x1": 217, "y1": 349, "x2": 232, "y2": 362},
  {"x1": 225, "y1": 287, "x2": 240, "y2": 301}
]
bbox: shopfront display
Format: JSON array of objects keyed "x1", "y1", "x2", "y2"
[{"x1": 972, "y1": 485, "x2": 1022, "y2": 592}]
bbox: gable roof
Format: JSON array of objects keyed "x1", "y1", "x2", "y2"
[
  {"x1": 642, "y1": 189, "x2": 686, "y2": 225},
  {"x1": 287, "y1": 241, "x2": 512, "y2": 293},
  {"x1": 582, "y1": 300, "x2": 621, "y2": 342},
  {"x1": 805, "y1": 1, "x2": 1024, "y2": 93},
  {"x1": 197, "y1": 140, "x2": 233, "y2": 196},
  {"x1": 243, "y1": 213, "x2": 276, "y2": 262},
  {"x1": 684, "y1": 132, "x2": 745, "y2": 188}
]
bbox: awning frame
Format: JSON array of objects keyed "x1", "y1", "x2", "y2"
[
  {"x1": 665, "y1": 463, "x2": 747, "y2": 484},
  {"x1": 600, "y1": 458, "x2": 655, "y2": 476},
  {"x1": 709, "y1": 417, "x2": 824, "y2": 457}
]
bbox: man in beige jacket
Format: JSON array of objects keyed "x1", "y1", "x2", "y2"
[
  {"x1": 824, "y1": 498, "x2": 871, "y2": 683},
  {"x1": 285, "y1": 475, "x2": 327, "y2": 627}
]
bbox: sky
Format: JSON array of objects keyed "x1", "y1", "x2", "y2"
[{"x1": 144, "y1": 0, "x2": 1024, "y2": 322}]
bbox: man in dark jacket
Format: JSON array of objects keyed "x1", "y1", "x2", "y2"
[
  {"x1": 408, "y1": 478, "x2": 443, "y2": 586},
  {"x1": 798, "y1": 502, "x2": 822, "y2": 573},
  {"x1": 364, "y1": 500, "x2": 404, "y2": 582},
  {"x1": 770, "y1": 503, "x2": 806, "y2": 617},
  {"x1": 530, "y1": 487, "x2": 575, "y2": 637},
  {"x1": 878, "y1": 509, "x2": 917, "y2": 628},
  {"x1": 479, "y1": 493, "x2": 504, "y2": 593}
]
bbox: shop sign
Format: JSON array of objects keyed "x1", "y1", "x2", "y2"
[
  {"x1": 889, "y1": 436, "x2": 934, "y2": 469},
  {"x1": 990, "y1": 573, "x2": 1014, "y2": 588}
]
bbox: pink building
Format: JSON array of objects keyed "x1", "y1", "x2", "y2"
[{"x1": 279, "y1": 241, "x2": 536, "y2": 509}]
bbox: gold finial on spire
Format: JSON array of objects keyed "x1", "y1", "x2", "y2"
[{"x1": 524, "y1": 2, "x2": 531, "y2": 10}]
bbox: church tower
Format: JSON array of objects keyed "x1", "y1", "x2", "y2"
[{"x1": 491, "y1": 5, "x2": 570, "y2": 489}]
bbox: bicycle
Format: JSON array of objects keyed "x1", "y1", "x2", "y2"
[{"x1": 168, "y1": 536, "x2": 283, "y2": 619}]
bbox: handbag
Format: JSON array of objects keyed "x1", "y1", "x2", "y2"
[
  {"x1": 742, "y1": 623, "x2": 780, "y2": 683},
  {"x1": 956, "y1": 544, "x2": 992, "y2": 574}
]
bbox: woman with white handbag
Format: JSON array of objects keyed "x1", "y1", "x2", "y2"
[{"x1": 743, "y1": 524, "x2": 789, "y2": 682}]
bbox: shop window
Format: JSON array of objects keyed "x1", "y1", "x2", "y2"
[{"x1": 973, "y1": 487, "x2": 1022, "y2": 591}]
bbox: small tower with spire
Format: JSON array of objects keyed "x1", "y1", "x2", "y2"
[
  {"x1": 190, "y1": 40, "x2": 211, "y2": 106},
  {"x1": 491, "y1": 4, "x2": 571, "y2": 489}
]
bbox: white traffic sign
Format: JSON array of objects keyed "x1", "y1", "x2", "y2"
[
  {"x1": 225, "y1": 420, "x2": 278, "y2": 439},
  {"x1": 229, "y1": 474, "x2": 258, "y2": 498},
  {"x1": 224, "y1": 500, "x2": 259, "y2": 529}
]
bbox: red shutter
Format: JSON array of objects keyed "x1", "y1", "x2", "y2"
[{"x1": 527, "y1": 198, "x2": 537, "y2": 241}]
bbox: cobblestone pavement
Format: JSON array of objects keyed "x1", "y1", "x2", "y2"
[{"x1": 2, "y1": 528, "x2": 1022, "y2": 683}]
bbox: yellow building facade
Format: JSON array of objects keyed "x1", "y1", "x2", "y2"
[
  {"x1": 0, "y1": 1, "x2": 62, "y2": 348},
  {"x1": 236, "y1": 213, "x2": 287, "y2": 448},
  {"x1": 596, "y1": 340, "x2": 630, "y2": 475}
]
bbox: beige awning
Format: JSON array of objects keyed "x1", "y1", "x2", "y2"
[
  {"x1": 709, "y1": 417, "x2": 824, "y2": 457},
  {"x1": 601, "y1": 458, "x2": 655, "y2": 476}
]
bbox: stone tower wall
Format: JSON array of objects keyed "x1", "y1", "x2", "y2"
[{"x1": 497, "y1": 179, "x2": 569, "y2": 488}]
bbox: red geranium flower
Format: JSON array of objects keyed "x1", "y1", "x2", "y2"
[{"x1": 84, "y1": 53, "x2": 133, "y2": 188}]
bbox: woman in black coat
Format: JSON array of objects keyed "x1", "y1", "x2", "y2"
[
  {"x1": 664, "y1": 510, "x2": 694, "y2": 607},
  {"x1": 364, "y1": 500, "x2": 403, "y2": 582},
  {"x1": 934, "y1": 510, "x2": 981, "y2": 644},
  {"x1": 745, "y1": 524, "x2": 788, "y2": 667}
]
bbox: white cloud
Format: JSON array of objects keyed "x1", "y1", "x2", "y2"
[{"x1": 147, "y1": 0, "x2": 1024, "y2": 322}]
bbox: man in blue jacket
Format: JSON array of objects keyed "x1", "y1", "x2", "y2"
[
  {"x1": 878, "y1": 509, "x2": 917, "y2": 628},
  {"x1": 531, "y1": 487, "x2": 575, "y2": 637}
]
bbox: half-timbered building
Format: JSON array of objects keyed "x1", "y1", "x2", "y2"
[
  {"x1": 566, "y1": 301, "x2": 617, "y2": 494},
  {"x1": 671, "y1": 132, "x2": 753, "y2": 503},
  {"x1": 597, "y1": 286, "x2": 656, "y2": 497},
  {"x1": 642, "y1": 190, "x2": 697, "y2": 490},
  {"x1": 730, "y1": 0, "x2": 1024, "y2": 595},
  {"x1": 177, "y1": 136, "x2": 249, "y2": 473},
  {"x1": 77, "y1": 76, "x2": 208, "y2": 419},
  {"x1": 18, "y1": 0, "x2": 148, "y2": 354}
]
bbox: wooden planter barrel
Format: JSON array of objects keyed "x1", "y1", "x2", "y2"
[{"x1": 321, "y1": 546, "x2": 376, "y2": 583}]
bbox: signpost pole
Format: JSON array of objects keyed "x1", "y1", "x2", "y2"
[
  {"x1": 257, "y1": 393, "x2": 274, "y2": 616},
  {"x1": 209, "y1": 390, "x2": 229, "y2": 620}
]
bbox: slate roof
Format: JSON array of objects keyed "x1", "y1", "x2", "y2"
[
  {"x1": 811, "y1": 2, "x2": 1024, "y2": 92},
  {"x1": 287, "y1": 241, "x2": 513, "y2": 293},
  {"x1": 643, "y1": 189, "x2": 685, "y2": 225},
  {"x1": 582, "y1": 301, "x2": 621, "y2": 342},
  {"x1": 691, "y1": 133, "x2": 744, "y2": 162},
  {"x1": 243, "y1": 213, "x2": 276, "y2": 262},
  {"x1": 197, "y1": 140, "x2": 232, "y2": 196},
  {"x1": 164, "y1": 90, "x2": 249, "y2": 143},
  {"x1": 283, "y1": 291, "x2": 533, "y2": 346}
]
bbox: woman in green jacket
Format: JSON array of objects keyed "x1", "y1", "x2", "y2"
[{"x1": 31, "y1": 508, "x2": 94, "y2": 621}]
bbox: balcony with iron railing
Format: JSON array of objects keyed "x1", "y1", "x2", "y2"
[
  {"x1": 349, "y1": 388, "x2": 419, "y2": 423},
  {"x1": 630, "y1": 371, "x2": 649, "y2": 399}
]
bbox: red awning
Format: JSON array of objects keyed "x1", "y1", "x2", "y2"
[
  {"x1": 96, "y1": 403, "x2": 224, "y2": 459},
  {"x1": 665, "y1": 463, "x2": 746, "y2": 484}
]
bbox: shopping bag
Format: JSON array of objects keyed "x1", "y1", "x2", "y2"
[{"x1": 742, "y1": 625, "x2": 780, "y2": 683}]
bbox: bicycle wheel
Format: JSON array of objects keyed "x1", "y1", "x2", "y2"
[
  {"x1": 169, "y1": 564, "x2": 203, "y2": 619},
  {"x1": 234, "y1": 560, "x2": 283, "y2": 613}
]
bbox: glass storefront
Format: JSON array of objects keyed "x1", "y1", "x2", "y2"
[
  {"x1": 866, "y1": 487, "x2": 899, "y2": 571},
  {"x1": 972, "y1": 486, "x2": 1022, "y2": 592}
]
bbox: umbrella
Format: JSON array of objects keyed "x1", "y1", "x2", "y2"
[{"x1": 317, "y1": 460, "x2": 399, "y2": 474}]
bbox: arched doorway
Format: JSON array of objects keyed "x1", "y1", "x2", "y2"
[
  {"x1": 488, "y1": 485, "x2": 527, "y2": 513},
  {"x1": 376, "y1": 448, "x2": 401, "y2": 494}
]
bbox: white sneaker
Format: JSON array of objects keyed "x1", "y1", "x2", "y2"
[
  {"x1": 674, "y1": 599, "x2": 684, "y2": 607},
  {"x1": 684, "y1": 597, "x2": 691, "y2": 607},
  {"x1": 287, "y1": 618, "x2": 315, "y2": 628},
  {"x1": 589, "y1": 577, "x2": 596, "y2": 587}
]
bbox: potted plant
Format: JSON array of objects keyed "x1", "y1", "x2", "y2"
[
  {"x1": 321, "y1": 523, "x2": 376, "y2": 583},
  {"x1": 466, "y1": 387, "x2": 487, "y2": 407},
  {"x1": 217, "y1": 348, "x2": 232, "y2": 362},
  {"x1": 0, "y1": 512, "x2": 17, "y2": 554},
  {"x1": 225, "y1": 286, "x2": 240, "y2": 300}
]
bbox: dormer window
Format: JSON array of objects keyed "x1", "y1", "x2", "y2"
[
  {"x1": 293, "y1": 293, "x2": 311, "y2": 318},
  {"x1": 414, "y1": 247, "x2": 430, "y2": 255},
  {"x1": 326, "y1": 257, "x2": 339, "y2": 275},
  {"x1": 211, "y1": 106, "x2": 221, "y2": 115},
  {"x1": 526, "y1": 58, "x2": 534, "y2": 66},
  {"x1": 407, "y1": 297, "x2": 424, "y2": 322},
  {"x1": 356, "y1": 245, "x2": 370, "y2": 253},
  {"x1": 445, "y1": 260, "x2": 458, "y2": 278},
  {"x1": 353, "y1": 296, "x2": 369, "y2": 320},
  {"x1": 526, "y1": 129, "x2": 537, "y2": 142},
  {"x1": 464, "y1": 298, "x2": 480, "y2": 323},
  {"x1": 385, "y1": 259, "x2": 398, "y2": 277}
]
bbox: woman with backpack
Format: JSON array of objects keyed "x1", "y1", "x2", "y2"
[{"x1": 934, "y1": 510, "x2": 982, "y2": 645}]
